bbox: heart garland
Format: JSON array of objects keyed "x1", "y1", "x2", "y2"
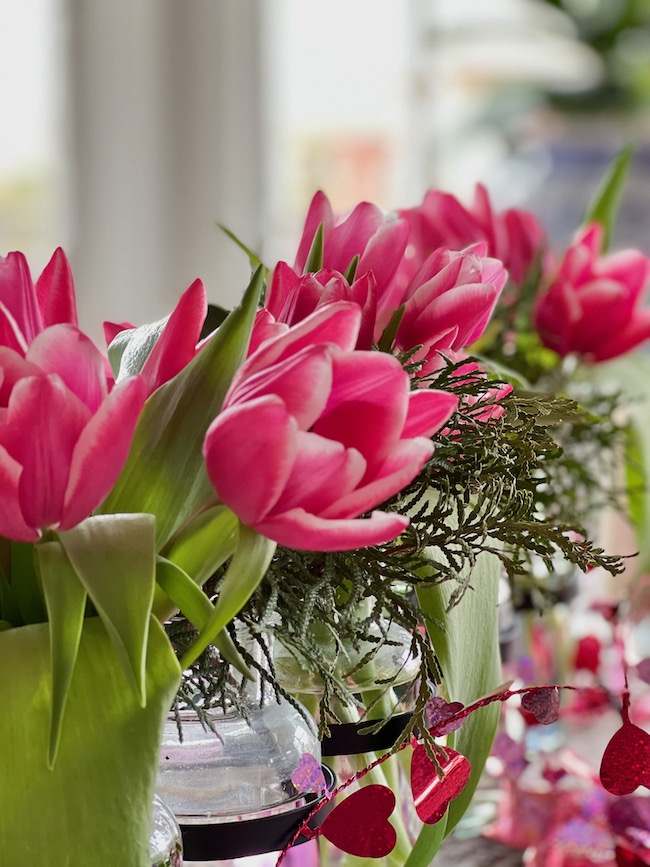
[{"x1": 600, "y1": 692, "x2": 650, "y2": 796}]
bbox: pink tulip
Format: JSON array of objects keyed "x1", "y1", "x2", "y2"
[
  {"x1": 0, "y1": 248, "x2": 78, "y2": 354},
  {"x1": 533, "y1": 224, "x2": 650, "y2": 362},
  {"x1": 0, "y1": 324, "x2": 146, "y2": 541},
  {"x1": 294, "y1": 191, "x2": 409, "y2": 297},
  {"x1": 393, "y1": 244, "x2": 508, "y2": 375},
  {"x1": 103, "y1": 279, "x2": 207, "y2": 395},
  {"x1": 265, "y1": 262, "x2": 378, "y2": 349},
  {"x1": 396, "y1": 184, "x2": 546, "y2": 292},
  {"x1": 203, "y1": 302, "x2": 458, "y2": 551}
]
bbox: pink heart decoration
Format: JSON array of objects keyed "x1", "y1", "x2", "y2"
[
  {"x1": 410, "y1": 742, "x2": 472, "y2": 824},
  {"x1": 425, "y1": 696, "x2": 465, "y2": 735},
  {"x1": 600, "y1": 720, "x2": 650, "y2": 795},
  {"x1": 521, "y1": 687, "x2": 560, "y2": 725},
  {"x1": 291, "y1": 752, "x2": 327, "y2": 795},
  {"x1": 319, "y1": 785, "x2": 396, "y2": 858}
]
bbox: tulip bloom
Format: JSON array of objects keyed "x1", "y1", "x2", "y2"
[
  {"x1": 203, "y1": 302, "x2": 458, "y2": 551},
  {"x1": 294, "y1": 191, "x2": 409, "y2": 302},
  {"x1": 390, "y1": 244, "x2": 507, "y2": 375},
  {"x1": 105, "y1": 278, "x2": 208, "y2": 395},
  {"x1": 0, "y1": 248, "x2": 77, "y2": 354},
  {"x1": 396, "y1": 184, "x2": 546, "y2": 292},
  {"x1": 533, "y1": 224, "x2": 650, "y2": 362},
  {"x1": 0, "y1": 324, "x2": 145, "y2": 541},
  {"x1": 265, "y1": 262, "x2": 378, "y2": 350}
]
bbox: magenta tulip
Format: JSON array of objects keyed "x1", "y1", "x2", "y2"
[
  {"x1": 534, "y1": 225, "x2": 650, "y2": 361},
  {"x1": 395, "y1": 184, "x2": 546, "y2": 291},
  {"x1": 104, "y1": 279, "x2": 208, "y2": 395},
  {"x1": 0, "y1": 248, "x2": 78, "y2": 354},
  {"x1": 294, "y1": 191, "x2": 409, "y2": 293},
  {"x1": 0, "y1": 324, "x2": 146, "y2": 541},
  {"x1": 266, "y1": 262, "x2": 378, "y2": 350},
  {"x1": 203, "y1": 302, "x2": 458, "y2": 551}
]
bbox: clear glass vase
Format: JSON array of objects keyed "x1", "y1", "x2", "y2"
[
  {"x1": 150, "y1": 795, "x2": 183, "y2": 866},
  {"x1": 155, "y1": 690, "x2": 323, "y2": 864}
]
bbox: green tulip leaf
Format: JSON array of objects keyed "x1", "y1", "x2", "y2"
[
  {"x1": 303, "y1": 223, "x2": 324, "y2": 273},
  {"x1": 0, "y1": 617, "x2": 180, "y2": 864},
  {"x1": 583, "y1": 143, "x2": 633, "y2": 250},
  {"x1": 156, "y1": 556, "x2": 252, "y2": 679},
  {"x1": 36, "y1": 541, "x2": 88, "y2": 767},
  {"x1": 181, "y1": 525, "x2": 275, "y2": 669},
  {"x1": 406, "y1": 544, "x2": 501, "y2": 866},
  {"x1": 99, "y1": 267, "x2": 264, "y2": 548},
  {"x1": 58, "y1": 514, "x2": 157, "y2": 705},
  {"x1": 217, "y1": 224, "x2": 268, "y2": 275}
]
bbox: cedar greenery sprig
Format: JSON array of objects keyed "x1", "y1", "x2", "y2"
[{"x1": 167, "y1": 357, "x2": 626, "y2": 744}]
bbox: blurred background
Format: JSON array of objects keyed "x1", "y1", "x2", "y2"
[{"x1": 4, "y1": 0, "x2": 650, "y2": 339}]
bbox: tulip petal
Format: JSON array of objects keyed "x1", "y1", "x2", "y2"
[
  {"x1": 235, "y1": 302, "x2": 361, "y2": 381},
  {"x1": 358, "y1": 217, "x2": 410, "y2": 296},
  {"x1": 322, "y1": 438, "x2": 434, "y2": 519},
  {"x1": 294, "y1": 191, "x2": 334, "y2": 273},
  {"x1": 402, "y1": 283, "x2": 501, "y2": 351},
  {"x1": 0, "y1": 347, "x2": 41, "y2": 406},
  {"x1": 36, "y1": 247, "x2": 78, "y2": 327},
  {"x1": 139, "y1": 279, "x2": 207, "y2": 393},
  {"x1": 326, "y1": 202, "x2": 384, "y2": 274},
  {"x1": 593, "y1": 310, "x2": 650, "y2": 362},
  {"x1": 229, "y1": 345, "x2": 332, "y2": 431},
  {"x1": 204, "y1": 396, "x2": 298, "y2": 525},
  {"x1": 256, "y1": 508, "x2": 408, "y2": 551},
  {"x1": 60, "y1": 377, "x2": 147, "y2": 529},
  {"x1": 0, "y1": 445, "x2": 39, "y2": 541},
  {"x1": 248, "y1": 309, "x2": 288, "y2": 356},
  {"x1": 273, "y1": 432, "x2": 366, "y2": 515},
  {"x1": 6, "y1": 376, "x2": 89, "y2": 529},
  {"x1": 27, "y1": 325, "x2": 108, "y2": 412},
  {"x1": 313, "y1": 351, "x2": 408, "y2": 463},
  {"x1": 403, "y1": 390, "x2": 458, "y2": 439},
  {"x1": 0, "y1": 252, "x2": 42, "y2": 344}
]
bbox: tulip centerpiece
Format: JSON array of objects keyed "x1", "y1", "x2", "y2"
[{"x1": 0, "y1": 151, "x2": 642, "y2": 866}]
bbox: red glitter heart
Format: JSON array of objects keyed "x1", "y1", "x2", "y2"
[
  {"x1": 410, "y1": 742, "x2": 472, "y2": 824},
  {"x1": 521, "y1": 687, "x2": 560, "y2": 725},
  {"x1": 320, "y1": 785, "x2": 396, "y2": 858},
  {"x1": 600, "y1": 698, "x2": 650, "y2": 796}
]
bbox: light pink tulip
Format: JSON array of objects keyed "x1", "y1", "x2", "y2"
[
  {"x1": 0, "y1": 324, "x2": 145, "y2": 540},
  {"x1": 203, "y1": 302, "x2": 458, "y2": 551},
  {"x1": 0, "y1": 248, "x2": 78, "y2": 354},
  {"x1": 395, "y1": 184, "x2": 546, "y2": 292},
  {"x1": 534, "y1": 224, "x2": 650, "y2": 361}
]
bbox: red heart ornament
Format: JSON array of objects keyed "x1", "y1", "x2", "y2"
[
  {"x1": 600, "y1": 719, "x2": 650, "y2": 795},
  {"x1": 319, "y1": 785, "x2": 396, "y2": 858},
  {"x1": 411, "y1": 742, "x2": 472, "y2": 824}
]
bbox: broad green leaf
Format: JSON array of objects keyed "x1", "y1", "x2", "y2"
[
  {"x1": 36, "y1": 541, "x2": 87, "y2": 767},
  {"x1": 304, "y1": 223, "x2": 324, "y2": 273},
  {"x1": 100, "y1": 267, "x2": 264, "y2": 548},
  {"x1": 152, "y1": 504, "x2": 238, "y2": 622},
  {"x1": 578, "y1": 354, "x2": 650, "y2": 577},
  {"x1": 409, "y1": 543, "x2": 501, "y2": 863},
  {"x1": 58, "y1": 514, "x2": 156, "y2": 704},
  {"x1": 404, "y1": 818, "x2": 448, "y2": 867},
  {"x1": 181, "y1": 525, "x2": 275, "y2": 668},
  {"x1": 583, "y1": 143, "x2": 633, "y2": 250},
  {"x1": 10, "y1": 541, "x2": 46, "y2": 624},
  {"x1": 155, "y1": 556, "x2": 252, "y2": 679},
  {"x1": 0, "y1": 617, "x2": 180, "y2": 864}
]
